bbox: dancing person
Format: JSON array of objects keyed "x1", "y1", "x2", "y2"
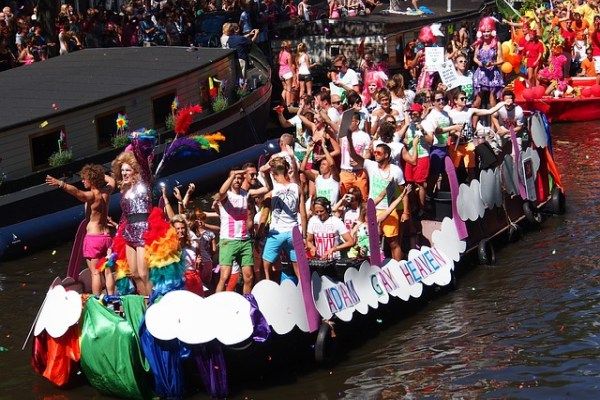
[
  {"x1": 112, "y1": 150, "x2": 153, "y2": 296},
  {"x1": 472, "y1": 17, "x2": 504, "y2": 111},
  {"x1": 46, "y1": 165, "x2": 116, "y2": 295}
]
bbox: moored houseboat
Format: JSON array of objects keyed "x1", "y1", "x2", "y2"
[{"x1": 0, "y1": 45, "x2": 273, "y2": 259}]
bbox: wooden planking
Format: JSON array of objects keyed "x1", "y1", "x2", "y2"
[{"x1": 0, "y1": 54, "x2": 237, "y2": 178}]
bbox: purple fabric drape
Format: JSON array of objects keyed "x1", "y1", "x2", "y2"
[
  {"x1": 193, "y1": 342, "x2": 228, "y2": 399},
  {"x1": 244, "y1": 293, "x2": 271, "y2": 343}
]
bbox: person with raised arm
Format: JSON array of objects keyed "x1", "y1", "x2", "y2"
[
  {"x1": 46, "y1": 164, "x2": 115, "y2": 295},
  {"x1": 347, "y1": 118, "x2": 409, "y2": 261},
  {"x1": 215, "y1": 168, "x2": 268, "y2": 294}
]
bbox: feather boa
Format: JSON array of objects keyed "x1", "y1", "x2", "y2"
[{"x1": 174, "y1": 105, "x2": 203, "y2": 135}]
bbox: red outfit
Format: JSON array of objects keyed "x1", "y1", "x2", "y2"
[{"x1": 524, "y1": 40, "x2": 544, "y2": 68}]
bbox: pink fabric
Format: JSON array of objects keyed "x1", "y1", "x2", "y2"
[
  {"x1": 538, "y1": 54, "x2": 567, "y2": 81},
  {"x1": 82, "y1": 234, "x2": 112, "y2": 259}
]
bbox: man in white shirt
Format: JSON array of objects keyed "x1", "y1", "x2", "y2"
[
  {"x1": 347, "y1": 119, "x2": 409, "y2": 260},
  {"x1": 339, "y1": 112, "x2": 371, "y2": 200},
  {"x1": 216, "y1": 169, "x2": 268, "y2": 293},
  {"x1": 492, "y1": 90, "x2": 525, "y2": 136},
  {"x1": 331, "y1": 55, "x2": 360, "y2": 93}
]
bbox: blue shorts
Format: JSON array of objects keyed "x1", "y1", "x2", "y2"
[
  {"x1": 262, "y1": 230, "x2": 297, "y2": 263},
  {"x1": 429, "y1": 146, "x2": 448, "y2": 178}
]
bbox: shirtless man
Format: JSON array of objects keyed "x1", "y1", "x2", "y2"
[{"x1": 46, "y1": 164, "x2": 116, "y2": 295}]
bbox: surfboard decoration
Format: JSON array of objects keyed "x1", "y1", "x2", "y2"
[
  {"x1": 66, "y1": 219, "x2": 87, "y2": 279},
  {"x1": 444, "y1": 156, "x2": 469, "y2": 239},
  {"x1": 510, "y1": 127, "x2": 528, "y2": 199},
  {"x1": 292, "y1": 226, "x2": 321, "y2": 332},
  {"x1": 529, "y1": 112, "x2": 548, "y2": 148},
  {"x1": 366, "y1": 199, "x2": 382, "y2": 266}
]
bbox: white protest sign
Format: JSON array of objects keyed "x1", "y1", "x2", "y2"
[
  {"x1": 425, "y1": 47, "x2": 445, "y2": 72},
  {"x1": 438, "y1": 61, "x2": 461, "y2": 90}
]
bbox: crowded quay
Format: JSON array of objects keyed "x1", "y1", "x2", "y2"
[{"x1": 0, "y1": 0, "x2": 598, "y2": 398}]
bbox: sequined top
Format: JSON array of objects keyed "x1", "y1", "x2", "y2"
[
  {"x1": 121, "y1": 182, "x2": 151, "y2": 215},
  {"x1": 121, "y1": 182, "x2": 151, "y2": 247}
]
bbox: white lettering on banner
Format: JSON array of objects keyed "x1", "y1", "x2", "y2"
[{"x1": 325, "y1": 281, "x2": 361, "y2": 313}]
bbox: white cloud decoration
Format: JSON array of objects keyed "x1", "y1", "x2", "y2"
[
  {"x1": 457, "y1": 180, "x2": 486, "y2": 221},
  {"x1": 251, "y1": 279, "x2": 309, "y2": 335},
  {"x1": 431, "y1": 217, "x2": 467, "y2": 262},
  {"x1": 34, "y1": 285, "x2": 82, "y2": 338},
  {"x1": 145, "y1": 290, "x2": 254, "y2": 346}
]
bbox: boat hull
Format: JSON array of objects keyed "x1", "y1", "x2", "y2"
[{"x1": 518, "y1": 97, "x2": 600, "y2": 123}]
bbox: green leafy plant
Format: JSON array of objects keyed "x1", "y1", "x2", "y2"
[
  {"x1": 212, "y1": 92, "x2": 229, "y2": 113},
  {"x1": 237, "y1": 85, "x2": 250, "y2": 98},
  {"x1": 111, "y1": 133, "x2": 130, "y2": 149},
  {"x1": 48, "y1": 149, "x2": 73, "y2": 167},
  {"x1": 165, "y1": 114, "x2": 175, "y2": 131}
]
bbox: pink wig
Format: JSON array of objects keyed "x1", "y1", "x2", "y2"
[
  {"x1": 418, "y1": 25, "x2": 435, "y2": 45},
  {"x1": 473, "y1": 16, "x2": 498, "y2": 48},
  {"x1": 361, "y1": 71, "x2": 385, "y2": 106}
]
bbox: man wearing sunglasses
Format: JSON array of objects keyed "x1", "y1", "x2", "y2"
[
  {"x1": 347, "y1": 120, "x2": 409, "y2": 261},
  {"x1": 447, "y1": 90, "x2": 506, "y2": 178},
  {"x1": 421, "y1": 91, "x2": 464, "y2": 192},
  {"x1": 331, "y1": 55, "x2": 361, "y2": 94},
  {"x1": 454, "y1": 54, "x2": 474, "y2": 105}
]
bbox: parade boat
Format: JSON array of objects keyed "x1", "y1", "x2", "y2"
[
  {"x1": 0, "y1": 45, "x2": 273, "y2": 259},
  {"x1": 515, "y1": 77, "x2": 600, "y2": 123},
  {"x1": 28, "y1": 111, "x2": 567, "y2": 399}
]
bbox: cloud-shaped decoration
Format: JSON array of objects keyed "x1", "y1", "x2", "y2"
[
  {"x1": 251, "y1": 279, "x2": 309, "y2": 335},
  {"x1": 344, "y1": 261, "x2": 389, "y2": 315},
  {"x1": 479, "y1": 168, "x2": 503, "y2": 209},
  {"x1": 501, "y1": 154, "x2": 518, "y2": 195},
  {"x1": 145, "y1": 290, "x2": 253, "y2": 346},
  {"x1": 457, "y1": 180, "x2": 486, "y2": 221},
  {"x1": 529, "y1": 113, "x2": 548, "y2": 148},
  {"x1": 381, "y1": 259, "x2": 423, "y2": 301},
  {"x1": 34, "y1": 285, "x2": 82, "y2": 338},
  {"x1": 431, "y1": 217, "x2": 466, "y2": 262},
  {"x1": 518, "y1": 148, "x2": 541, "y2": 180},
  {"x1": 413, "y1": 246, "x2": 454, "y2": 287},
  {"x1": 312, "y1": 272, "x2": 341, "y2": 321}
]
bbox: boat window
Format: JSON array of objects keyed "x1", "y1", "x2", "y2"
[
  {"x1": 95, "y1": 108, "x2": 125, "y2": 149},
  {"x1": 152, "y1": 92, "x2": 176, "y2": 129},
  {"x1": 29, "y1": 128, "x2": 64, "y2": 170}
]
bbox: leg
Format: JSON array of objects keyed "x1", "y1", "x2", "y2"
[
  {"x1": 216, "y1": 266, "x2": 232, "y2": 292},
  {"x1": 241, "y1": 266, "x2": 254, "y2": 294},
  {"x1": 125, "y1": 245, "x2": 143, "y2": 294},
  {"x1": 306, "y1": 79, "x2": 313, "y2": 96},
  {"x1": 387, "y1": 236, "x2": 402, "y2": 260},
  {"x1": 262, "y1": 260, "x2": 273, "y2": 281},
  {"x1": 87, "y1": 258, "x2": 102, "y2": 295},
  {"x1": 136, "y1": 246, "x2": 151, "y2": 295},
  {"x1": 104, "y1": 268, "x2": 115, "y2": 295},
  {"x1": 299, "y1": 80, "x2": 305, "y2": 99}
]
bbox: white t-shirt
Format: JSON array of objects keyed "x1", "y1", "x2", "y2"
[
  {"x1": 496, "y1": 105, "x2": 525, "y2": 129},
  {"x1": 421, "y1": 108, "x2": 452, "y2": 147},
  {"x1": 315, "y1": 175, "x2": 340, "y2": 204},
  {"x1": 192, "y1": 229, "x2": 215, "y2": 262},
  {"x1": 270, "y1": 181, "x2": 299, "y2": 233},
  {"x1": 307, "y1": 215, "x2": 349, "y2": 259},
  {"x1": 218, "y1": 190, "x2": 250, "y2": 240},
  {"x1": 343, "y1": 207, "x2": 361, "y2": 230},
  {"x1": 339, "y1": 68, "x2": 360, "y2": 88},
  {"x1": 181, "y1": 244, "x2": 198, "y2": 270},
  {"x1": 364, "y1": 159, "x2": 404, "y2": 209},
  {"x1": 327, "y1": 107, "x2": 341, "y2": 124},
  {"x1": 340, "y1": 131, "x2": 371, "y2": 170},
  {"x1": 372, "y1": 139, "x2": 405, "y2": 167}
]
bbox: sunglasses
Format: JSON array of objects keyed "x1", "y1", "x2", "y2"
[
  {"x1": 248, "y1": 173, "x2": 258, "y2": 177},
  {"x1": 434, "y1": 98, "x2": 446, "y2": 103},
  {"x1": 332, "y1": 101, "x2": 341, "y2": 105},
  {"x1": 457, "y1": 60, "x2": 466, "y2": 63},
  {"x1": 373, "y1": 149, "x2": 384, "y2": 156},
  {"x1": 458, "y1": 97, "x2": 466, "y2": 101}
]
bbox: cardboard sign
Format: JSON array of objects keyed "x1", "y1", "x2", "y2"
[
  {"x1": 425, "y1": 47, "x2": 445, "y2": 72},
  {"x1": 337, "y1": 108, "x2": 355, "y2": 138},
  {"x1": 438, "y1": 61, "x2": 461, "y2": 90}
]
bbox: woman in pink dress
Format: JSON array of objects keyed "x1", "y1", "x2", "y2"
[{"x1": 278, "y1": 41, "x2": 295, "y2": 107}]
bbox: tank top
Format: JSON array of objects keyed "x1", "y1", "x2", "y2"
[{"x1": 218, "y1": 190, "x2": 250, "y2": 240}]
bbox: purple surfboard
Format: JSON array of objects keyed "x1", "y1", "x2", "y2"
[
  {"x1": 292, "y1": 226, "x2": 320, "y2": 333},
  {"x1": 444, "y1": 157, "x2": 469, "y2": 240},
  {"x1": 66, "y1": 219, "x2": 87, "y2": 279},
  {"x1": 366, "y1": 199, "x2": 382, "y2": 267},
  {"x1": 510, "y1": 127, "x2": 528, "y2": 199}
]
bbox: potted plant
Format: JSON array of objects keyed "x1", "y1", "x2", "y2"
[
  {"x1": 112, "y1": 113, "x2": 130, "y2": 149},
  {"x1": 212, "y1": 89, "x2": 229, "y2": 113},
  {"x1": 48, "y1": 130, "x2": 73, "y2": 167}
]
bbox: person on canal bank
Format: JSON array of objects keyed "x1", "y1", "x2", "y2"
[
  {"x1": 278, "y1": 40, "x2": 295, "y2": 108},
  {"x1": 331, "y1": 54, "x2": 361, "y2": 94},
  {"x1": 46, "y1": 164, "x2": 116, "y2": 295}
]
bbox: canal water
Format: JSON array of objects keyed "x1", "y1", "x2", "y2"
[{"x1": 0, "y1": 121, "x2": 598, "y2": 399}]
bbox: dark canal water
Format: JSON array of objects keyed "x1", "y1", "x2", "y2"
[{"x1": 0, "y1": 121, "x2": 598, "y2": 399}]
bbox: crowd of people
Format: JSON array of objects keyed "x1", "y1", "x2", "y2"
[{"x1": 37, "y1": 0, "x2": 599, "y2": 297}]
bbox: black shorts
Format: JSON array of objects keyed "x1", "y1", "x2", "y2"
[{"x1": 298, "y1": 74, "x2": 313, "y2": 82}]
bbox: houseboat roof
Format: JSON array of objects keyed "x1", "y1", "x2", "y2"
[{"x1": 0, "y1": 46, "x2": 234, "y2": 132}]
